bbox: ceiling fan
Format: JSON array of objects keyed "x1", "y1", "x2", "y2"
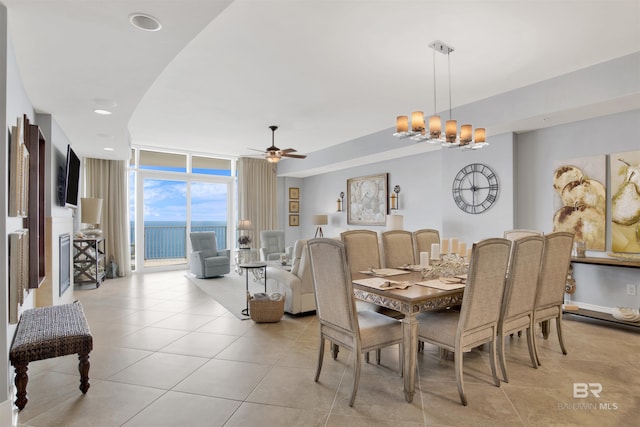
[{"x1": 249, "y1": 125, "x2": 307, "y2": 163}]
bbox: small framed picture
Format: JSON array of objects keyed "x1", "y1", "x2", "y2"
[
  {"x1": 289, "y1": 200, "x2": 299, "y2": 213},
  {"x1": 289, "y1": 187, "x2": 299, "y2": 199},
  {"x1": 289, "y1": 214, "x2": 299, "y2": 226}
]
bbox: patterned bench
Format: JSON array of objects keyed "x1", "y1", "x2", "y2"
[{"x1": 9, "y1": 302, "x2": 93, "y2": 410}]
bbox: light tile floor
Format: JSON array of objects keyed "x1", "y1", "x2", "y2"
[{"x1": 15, "y1": 270, "x2": 640, "y2": 426}]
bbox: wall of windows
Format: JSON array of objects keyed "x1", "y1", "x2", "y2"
[{"x1": 128, "y1": 148, "x2": 236, "y2": 272}]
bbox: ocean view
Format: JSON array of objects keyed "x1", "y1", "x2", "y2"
[{"x1": 131, "y1": 221, "x2": 228, "y2": 259}]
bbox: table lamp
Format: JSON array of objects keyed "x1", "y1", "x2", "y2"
[
  {"x1": 312, "y1": 214, "x2": 328, "y2": 238},
  {"x1": 237, "y1": 219, "x2": 252, "y2": 248},
  {"x1": 80, "y1": 197, "x2": 103, "y2": 237},
  {"x1": 386, "y1": 214, "x2": 404, "y2": 231}
]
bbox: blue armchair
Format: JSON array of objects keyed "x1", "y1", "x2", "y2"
[{"x1": 189, "y1": 232, "x2": 230, "y2": 278}]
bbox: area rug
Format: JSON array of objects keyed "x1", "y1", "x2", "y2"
[{"x1": 184, "y1": 272, "x2": 268, "y2": 320}]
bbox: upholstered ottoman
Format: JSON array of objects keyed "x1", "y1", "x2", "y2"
[{"x1": 9, "y1": 302, "x2": 93, "y2": 410}]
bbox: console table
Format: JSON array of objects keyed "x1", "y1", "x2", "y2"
[
  {"x1": 73, "y1": 237, "x2": 106, "y2": 287},
  {"x1": 565, "y1": 256, "x2": 640, "y2": 329}
]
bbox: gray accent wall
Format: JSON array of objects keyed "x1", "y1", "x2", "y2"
[{"x1": 517, "y1": 109, "x2": 640, "y2": 310}]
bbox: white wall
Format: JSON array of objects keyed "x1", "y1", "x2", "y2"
[{"x1": 2, "y1": 5, "x2": 36, "y2": 422}]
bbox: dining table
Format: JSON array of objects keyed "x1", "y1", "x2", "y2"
[{"x1": 351, "y1": 269, "x2": 465, "y2": 403}]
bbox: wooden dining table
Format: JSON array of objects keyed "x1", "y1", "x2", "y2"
[{"x1": 351, "y1": 270, "x2": 464, "y2": 403}]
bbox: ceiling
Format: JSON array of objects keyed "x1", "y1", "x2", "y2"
[{"x1": 4, "y1": 0, "x2": 640, "y2": 166}]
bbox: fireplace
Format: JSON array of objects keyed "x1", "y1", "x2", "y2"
[{"x1": 59, "y1": 233, "x2": 71, "y2": 297}]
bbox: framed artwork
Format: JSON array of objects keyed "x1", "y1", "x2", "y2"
[
  {"x1": 347, "y1": 173, "x2": 388, "y2": 226},
  {"x1": 8, "y1": 119, "x2": 29, "y2": 218},
  {"x1": 289, "y1": 214, "x2": 299, "y2": 226},
  {"x1": 289, "y1": 200, "x2": 299, "y2": 213},
  {"x1": 552, "y1": 155, "x2": 606, "y2": 250},
  {"x1": 289, "y1": 187, "x2": 299, "y2": 199},
  {"x1": 609, "y1": 150, "x2": 640, "y2": 254}
]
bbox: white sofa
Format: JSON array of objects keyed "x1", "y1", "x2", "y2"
[{"x1": 266, "y1": 239, "x2": 316, "y2": 315}]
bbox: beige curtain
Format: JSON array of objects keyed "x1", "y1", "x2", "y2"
[
  {"x1": 84, "y1": 158, "x2": 131, "y2": 276},
  {"x1": 237, "y1": 157, "x2": 277, "y2": 249}
]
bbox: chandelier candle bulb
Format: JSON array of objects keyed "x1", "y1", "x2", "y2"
[
  {"x1": 450, "y1": 238, "x2": 459, "y2": 254},
  {"x1": 396, "y1": 116, "x2": 408, "y2": 133},
  {"x1": 460, "y1": 125, "x2": 472, "y2": 144},
  {"x1": 430, "y1": 243, "x2": 440, "y2": 260},
  {"x1": 446, "y1": 120, "x2": 457, "y2": 142},
  {"x1": 458, "y1": 242, "x2": 467, "y2": 257},
  {"x1": 429, "y1": 115, "x2": 442, "y2": 138},
  {"x1": 441, "y1": 239, "x2": 449, "y2": 255},
  {"x1": 474, "y1": 128, "x2": 486, "y2": 143},
  {"x1": 411, "y1": 111, "x2": 425, "y2": 132},
  {"x1": 420, "y1": 252, "x2": 430, "y2": 268}
]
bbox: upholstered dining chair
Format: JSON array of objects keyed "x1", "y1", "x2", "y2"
[
  {"x1": 381, "y1": 230, "x2": 415, "y2": 268},
  {"x1": 416, "y1": 238, "x2": 511, "y2": 406},
  {"x1": 307, "y1": 238, "x2": 403, "y2": 407},
  {"x1": 503, "y1": 229, "x2": 543, "y2": 241},
  {"x1": 533, "y1": 231, "x2": 574, "y2": 364},
  {"x1": 412, "y1": 229, "x2": 440, "y2": 263},
  {"x1": 340, "y1": 230, "x2": 381, "y2": 275},
  {"x1": 497, "y1": 235, "x2": 545, "y2": 383}
]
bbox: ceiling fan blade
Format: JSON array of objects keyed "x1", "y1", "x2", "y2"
[
  {"x1": 248, "y1": 147, "x2": 266, "y2": 153},
  {"x1": 282, "y1": 153, "x2": 307, "y2": 159},
  {"x1": 279, "y1": 148, "x2": 297, "y2": 154}
]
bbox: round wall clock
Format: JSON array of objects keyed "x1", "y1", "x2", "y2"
[{"x1": 452, "y1": 163, "x2": 499, "y2": 214}]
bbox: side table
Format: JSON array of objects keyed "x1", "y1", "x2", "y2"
[
  {"x1": 73, "y1": 237, "x2": 106, "y2": 287},
  {"x1": 238, "y1": 262, "x2": 267, "y2": 317},
  {"x1": 235, "y1": 248, "x2": 258, "y2": 274}
]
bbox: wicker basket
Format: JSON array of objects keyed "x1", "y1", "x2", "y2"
[{"x1": 247, "y1": 292, "x2": 285, "y2": 323}]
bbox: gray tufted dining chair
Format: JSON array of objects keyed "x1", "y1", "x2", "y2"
[
  {"x1": 381, "y1": 230, "x2": 415, "y2": 268},
  {"x1": 497, "y1": 235, "x2": 545, "y2": 382},
  {"x1": 532, "y1": 231, "x2": 574, "y2": 364},
  {"x1": 416, "y1": 238, "x2": 511, "y2": 406},
  {"x1": 412, "y1": 229, "x2": 440, "y2": 263},
  {"x1": 307, "y1": 238, "x2": 403, "y2": 407}
]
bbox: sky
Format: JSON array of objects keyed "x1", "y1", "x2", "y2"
[{"x1": 129, "y1": 171, "x2": 229, "y2": 223}]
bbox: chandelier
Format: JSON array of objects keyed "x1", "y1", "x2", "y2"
[{"x1": 393, "y1": 41, "x2": 488, "y2": 150}]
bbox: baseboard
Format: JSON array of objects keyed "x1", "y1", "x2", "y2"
[
  {"x1": 565, "y1": 300, "x2": 614, "y2": 315},
  {"x1": 0, "y1": 398, "x2": 16, "y2": 427}
]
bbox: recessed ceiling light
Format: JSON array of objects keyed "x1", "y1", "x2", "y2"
[
  {"x1": 129, "y1": 13, "x2": 162, "y2": 32},
  {"x1": 94, "y1": 109, "x2": 112, "y2": 115},
  {"x1": 103, "y1": 147, "x2": 115, "y2": 151}
]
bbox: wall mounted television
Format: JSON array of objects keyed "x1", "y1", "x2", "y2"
[{"x1": 57, "y1": 144, "x2": 81, "y2": 208}]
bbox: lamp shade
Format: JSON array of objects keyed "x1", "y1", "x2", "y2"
[
  {"x1": 386, "y1": 214, "x2": 404, "y2": 231},
  {"x1": 237, "y1": 219, "x2": 252, "y2": 230},
  {"x1": 312, "y1": 214, "x2": 328, "y2": 226},
  {"x1": 81, "y1": 198, "x2": 103, "y2": 225}
]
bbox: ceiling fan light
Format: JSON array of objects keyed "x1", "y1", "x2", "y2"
[{"x1": 266, "y1": 152, "x2": 280, "y2": 163}]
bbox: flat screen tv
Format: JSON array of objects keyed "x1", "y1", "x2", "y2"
[{"x1": 58, "y1": 144, "x2": 81, "y2": 208}]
